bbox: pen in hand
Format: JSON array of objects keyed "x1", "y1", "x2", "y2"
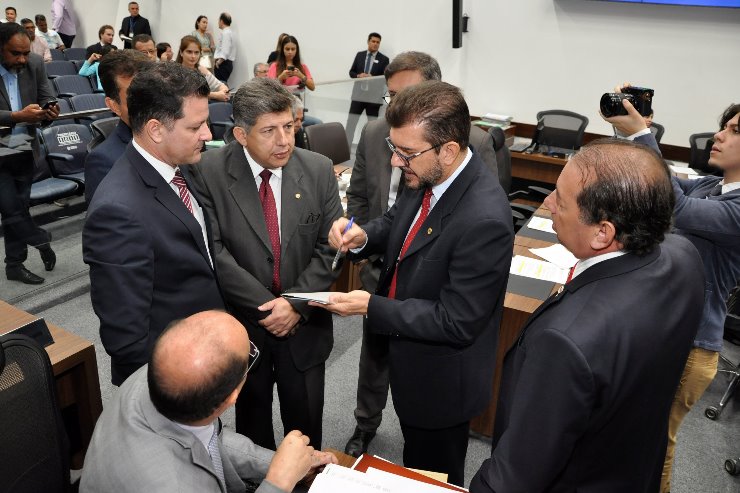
[{"x1": 331, "y1": 216, "x2": 355, "y2": 271}]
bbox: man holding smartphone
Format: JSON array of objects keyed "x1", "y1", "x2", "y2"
[{"x1": 0, "y1": 23, "x2": 60, "y2": 284}]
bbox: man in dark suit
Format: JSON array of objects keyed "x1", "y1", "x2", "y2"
[
  {"x1": 0, "y1": 23, "x2": 59, "y2": 285},
  {"x1": 342, "y1": 51, "x2": 498, "y2": 459},
  {"x1": 190, "y1": 78, "x2": 344, "y2": 451},
  {"x1": 84, "y1": 49, "x2": 151, "y2": 204},
  {"x1": 469, "y1": 139, "x2": 704, "y2": 492},
  {"x1": 320, "y1": 81, "x2": 514, "y2": 486},
  {"x1": 85, "y1": 24, "x2": 114, "y2": 58},
  {"x1": 82, "y1": 63, "x2": 224, "y2": 386},
  {"x1": 345, "y1": 33, "x2": 389, "y2": 145},
  {"x1": 119, "y1": 1, "x2": 151, "y2": 50}
]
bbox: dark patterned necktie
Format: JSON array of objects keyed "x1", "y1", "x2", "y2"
[
  {"x1": 388, "y1": 188, "x2": 432, "y2": 299},
  {"x1": 171, "y1": 170, "x2": 193, "y2": 214},
  {"x1": 259, "y1": 169, "x2": 281, "y2": 294}
]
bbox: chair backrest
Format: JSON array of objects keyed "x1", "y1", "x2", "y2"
[
  {"x1": 649, "y1": 122, "x2": 665, "y2": 143},
  {"x1": 534, "y1": 109, "x2": 589, "y2": 150},
  {"x1": 208, "y1": 102, "x2": 234, "y2": 141},
  {"x1": 50, "y1": 49, "x2": 66, "y2": 61},
  {"x1": 304, "y1": 122, "x2": 351, "y2": 165},
  {"x1": 63, "y1": 47, "x2": 87, "y2": 61},
  {"x1": 0, "y1": 333, "x2": 70, "y2": 492},
  {"x1": 689, "y1": 132, "x2": 719, "y2": 174},
  {"x1": 489, "y1": 127, "x2": 512, "y2": 194},
  {"x1": 52, "y1": 75, "x2": 94, "y2": 99},
  {"x1": 90, "y1": 116, "x2": 120, "y2": 140},
  {"x1": 45, "y1": 60, "x2": 77, "y2": 78},
  {"x1": 50, "y1": 99, "x2": 76, "y2": 127},
  {"x1": 41, "y1": 123, "x2": 93, "y2": 177}
]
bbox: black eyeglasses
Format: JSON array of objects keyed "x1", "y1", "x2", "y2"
[
  {"x1": 243, "y1": 340, "x2": 260, "y2": 379},
  {"x1": 385, "y1": 136, "x2": 440, "y2": 168}
]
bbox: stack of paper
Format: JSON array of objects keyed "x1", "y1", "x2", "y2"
[{"x1": 482, "y1": 113, "x2": 513, "y2": 125}]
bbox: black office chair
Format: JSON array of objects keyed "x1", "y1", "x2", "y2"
[
  {"x1": 45, "y1": 60, "x2": 78, "y2": 79},
  {"x1": 39, "y1": 123, "x2": 93, "y2": 186},
  {"x1": 649, "y1": 122, "x2": 665, "y2": 143},
  {"x1": 705, "y1": 286, "x2": 740, "y2": 422},
  {"x1": 689, "y1": 132, "x2": 721, "y2": 175},
  {"x1": 489, "y1": 127, "x2": 511, "y2": 194},
  {"x1": 208, "y1": 102, "x2": 234, "y2": 141},
  {"x1": 63, "y1": 47, "x2": 87, "y2": 61},
  {"x1": 305, "y1": 122, "x2": 351, "y2": 165},
  {"x1": 0, "y1": 333, "x2": 71, "y2": 492},
  {"x1": 533, "y1": 109, "x2": 589, "y2": 152}
]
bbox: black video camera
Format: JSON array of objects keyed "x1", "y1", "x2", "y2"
[{"x1": 600, "y1": 86, "x2": 654, "y2": 118}]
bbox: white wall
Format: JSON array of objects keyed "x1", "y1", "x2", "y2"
[{"x1": 31, "y1": 0, "x2": 740, "y2": 146}]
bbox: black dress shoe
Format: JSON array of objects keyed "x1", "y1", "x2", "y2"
[
  {"x1": 6, "y1": 265, "x2": 45, "y2": 285},
  {"x1": 344, "y1": 426, "x2": 376, "y2": 458},
  {"x1": 39, "y1": 245, "x2": 56, "y2": 271}
]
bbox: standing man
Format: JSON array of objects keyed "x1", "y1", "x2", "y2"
[
  {"x1": 85, "y1": 24, "x2": 114, "y2": 59},
  {"x1": 320, "y1": 81, "x2": 513, "y2": 486},
  {"x1": 469, "y1": 139, "x2": 704, "y2": 492},
  {"x1": 213, "y1": 12, "x2": 235, "y2": 84},
  {"x1": 132, "y1": 33, "x2": 157, "y2": 61},
  {"x1": 50, "y1": 0, "x2": 77, "y2": 48},
  {"x1": 84, "y1": 49, "x2": 151, "y2": 203},
  {"x1": 345, "y1": 33, "x2": 389, "y2": 145},
  {"x1": 21, "y1": 19, "x2": 51, "y2": 63},
  {"x1": 0, "y1": 22, "x2": 58, "y2": 285},
  {"x1": 341, "y1": 51, "x2": 498, "y2": 460},
  {"x1": 190, "y1": 78, "x2": 343, "y2": 451},
  {"x1": 2, "y1": 7, "x2": 16, "y2": 23},
  {"x1": 34, "y1": 14, "x2": 65, "y2": 51},
  {"x1": 119, "y1": 1, "x2": 151, "y2": 50},
  {"x1": 82, "y1": 63, "x2": 224, "y2": 386}
]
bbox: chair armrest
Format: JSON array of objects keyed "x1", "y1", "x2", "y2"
[
  {"x1": 47, "y1": 152, "x2": 74, "y2": 162},
  {"x1": 57, "y1": 92, "x2": 77, "y2": 99},
  {"x1": 527, "y1": 185, "x2": 553, "y2": 199}
]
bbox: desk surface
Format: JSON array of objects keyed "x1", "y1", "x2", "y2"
[{"x1": 510, "y1": 151, "x2": 568, "y2": 186}]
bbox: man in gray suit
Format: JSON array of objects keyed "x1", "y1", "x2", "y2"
[
  {"x1": 342, "y1": 51, "x2": 499, "y2": 457},
  {"x1": 0, "y1": 23, "x2": 59, "y2": 285},
  {"x1": 191, "y1": 78, "x2": 343, "y2": 451},
  {"x1": 80, "y1": 310, "x2": 337, "y2": 493}
]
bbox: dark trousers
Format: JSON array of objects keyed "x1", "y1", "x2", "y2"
[
  {"x1": 235, "y1": 332, "x2": 325, "y2": 450},
  {"x1": 214, "y1": 59, "x2": 233, "y2": 84},
  {"x1": 400, "y1": 421, "x2": 470, "y2": 487},
  {"x1": 345, "y1": 100, "x2": 382, "y2": 145},
  {"x1": 58, "y1": 33, "x2": 75, "y2": 48},
  {"x1": 353, "y1": 317, "x2": 390, "y2": 432},
  {"x1": 0, "y1": 159, "x2": 50, "y2": 266}
]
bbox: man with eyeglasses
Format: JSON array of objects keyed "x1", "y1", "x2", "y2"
[
  {"x1": 339, "y1": 50, "x2": 499, "y2": 461},
  {"x1": 318, "y1": 81, "x2": 513, "y2": 486},
  {"x1": 132, "y1": 33, "x2": 157, "y2": 61},
  {"x1": 81, "y1": 310, "x2": 338, "y2": 492}
]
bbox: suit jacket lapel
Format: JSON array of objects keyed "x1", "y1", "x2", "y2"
[
  {"x1": 279, "y1": 156, "x2": 304, "y2": 255},
  {"x1": 0, "y1": 78, "x2": 10, "y2": 110},
  {"x1": 388, "y1": 188, "x2": 424, "y2": 263}
]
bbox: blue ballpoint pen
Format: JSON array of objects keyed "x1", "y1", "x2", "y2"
[{"x1": 332, "y1": 216, "x2": 355, "y2": 270}]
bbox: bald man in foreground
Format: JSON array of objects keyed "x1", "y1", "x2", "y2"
[{"x1": 80, "y1": 311, "x2": 336, "y2": 492}]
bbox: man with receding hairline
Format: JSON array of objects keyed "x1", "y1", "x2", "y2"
[{"x1": 80, "y1": 310, "x2": 337, "y2": 492}]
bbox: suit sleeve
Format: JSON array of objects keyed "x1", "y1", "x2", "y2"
[
  {"x1": 142, "y1": 18, "x2": 152, "y2": 36},
  {"x1": 367, "y1": 214, "x2": 512, "y2": 346},
  {"x1": 83, "y1": 148, "x2": 107, "y2": 204},
  {"x1": 471, "y1": 127, "x2": 499, "y2": 180},
  {"x1": 345, "y1": 124, "x2": 372, "y2": 225},
  {"x1": 634, "y1": 132, "x2": 661, "y2": 154},
  {"x1": 119, "y1": 17, "x2": 126, "y2": 37},
  {"x1": 672, "y1": 177, "x2": 740, "y2": 248},
  {"x1": 82, "y1": 202, "x2": 154, "y2": 376},
  {"x1": 471, "y1": 329, "x2": 594, "y2": 493},
  {"x1": 349, "y1": 52, "x2": 361, "y2": 78},
  {"x1": 220, "y1": 430, "x2": 276, "y2": 485}
]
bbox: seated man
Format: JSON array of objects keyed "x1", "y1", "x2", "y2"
[
  {"x1": 80, "y1": 310, "x2": 337, "y2": 492},
  {"x1": 132, "y1": 33, "x2": 157, "y2": 61}
]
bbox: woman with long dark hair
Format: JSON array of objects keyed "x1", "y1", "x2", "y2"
[{"x1": 267, "y1": 35, "x2": 315, "y2": 91}]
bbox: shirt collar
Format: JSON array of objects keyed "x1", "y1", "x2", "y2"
[
  {"x1": 0, "y1": 63, "x2": 15, "y2": 79},
  {"x1": 244, "y1": 146, "x2": 283, "y2": 182},
  {"x1": 717, "y1": 179, "x2": 740, "y2": 194},
  {"x1": 571, "y1": 250, "x2": 627, "y2": 280},
  {"x1": 430, "y1": 147, "x2": 471, "y2": 205},
  {"x1": 132, "y1": 138, "x2": 179, "y2": 183}
]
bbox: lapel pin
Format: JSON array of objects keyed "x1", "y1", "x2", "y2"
[
  {"x1": 427, "y1": 228, "x2": 432, "y2": 235},
  {"x1": 295, "y1": 193, "x2": 301, "y2": 199},
  {"x1": 557, "y1": 286, "x2": 564, "y2": 295}
]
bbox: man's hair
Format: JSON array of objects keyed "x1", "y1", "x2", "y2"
[
  {"x1": 127, "y1": 62, "x2": 210, "y2": 133},
  {"x1": 0, "y1": 21, "x2": 25, "y2": 46},
  {"x1": 219, "y1": 12, "x2": 232, "y2": 26},
  {"x1": 147, "y1": 320, "x2": 248, "y2": 423},
  {"x1": 99, "y1": 49, "x2": 151, "y2": 102},
  {"x1": 128, "y1": 1, "x2": 139, "y2": 6},
  {"x1": 5, "y1": 7, "x2": 15, "y2": 14},
  {"x1": 571, "y1": 138, "x2": 674, "y2": 256},
  {"x1": 232, "y1": 78, "x2": 294, "y2": 133},
  {"x1": 20, "y1": 18, "x2": 32, "y2": 26},
  {"x1": 253, "y1": 62, "x2": 268, "y2": 76},
  {"x1": 98, "y1": 24, "x2": 113, "y2": 39},
  {"x1": 368, "y1": 32, "x2": 381, "y2": 41},
  {"x1": 384, "y1": 51, "x2": 442, "y2": 82},
  {"x1": 385, "y1": 80, "x2": 470, "y2": 150},
  {"x1": 719, "y1": 103, "x2": 740, "y2": 130},
  {"x1": 132, "y1": 33, "x2": 153, "y2": 47},
  {"x1": 100, "y1": 44, "x2": 117, "y2": 57},
  {"x1": 156, "y1": 42, "x2": 171, "y2": 58},
  {"x1": 34, "y1": 14, "x2": 46, "y2": 23},
  {"x1": 292, "y1": 94, "x2": 304, "y2": 112}
]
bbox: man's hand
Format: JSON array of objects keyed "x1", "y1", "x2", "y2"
[
  {"x1": 45, "y1": 102, "x2": 60, "y2": 121},
  {"x1": 357, "y1": 72, "x2": 370, "y2": 78},
  {"x1": 310, "y1": 290, "x2": 371, "y2": 317},
  {"x1": 14, "y1": 104, "x2": 53, "y2": 124},
  {"x1": 264, "y1": 430, "x2": 315, "y2": 492},
  {"x1": 601, "y1": 82, "x2": 648, "y2": 137},
  {"x1": 328, "y1": 218, "x2": 367, "y2": 252},
  {"x1": 258, "y1": 297, "x2": 301, "y2": 337}
]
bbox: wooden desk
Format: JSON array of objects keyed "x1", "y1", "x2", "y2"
[
  {"x1": 0, "y1": 300, "x2": 103, "y2": 468},
  {"x1": 511, "y1": 151, "x2": 567, "y2": 186}
]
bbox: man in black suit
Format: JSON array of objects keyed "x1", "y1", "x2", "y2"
[
  {"x1": 85, "y1": 24, "x2": 114, "y2": 58},
  {"x1": 82, "y1": 63, "x2": 224, "y2": 386},
  {"x1": 345, "y1": 33, "x2": 389, "y2": 145},
  {"x1": 84, "y1": 49, "x2": 151, "y2": 203},
  {"x1": 319, "y1": 81, "x2": 514, "y2": 486},
  {"x1": 191, "y1": 78, "x2": 344, "y2": 451},
  {"x1": 0, "y1": 23, "x2": 59, "y2": 285},
  {"x1": 469, "y1": 139, "x2": 705, "y2": 492},
  {"x1": 119, "y1": 1, "x2": 151, "y2": 50}
]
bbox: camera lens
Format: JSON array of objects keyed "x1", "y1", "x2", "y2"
[{"x1": 600, "y1": 93, "x2": 635, "y2": 118}]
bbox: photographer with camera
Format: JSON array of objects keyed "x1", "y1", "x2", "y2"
[{"x1": 602, "y1": 87, "x2": 740, "y2": 493}]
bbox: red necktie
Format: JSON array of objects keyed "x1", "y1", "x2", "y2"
[
  {"x1": 566, "y1": 262, "x2": 578, "y2": 284},
  {"x1": 388, "y1": 188, "x2": 432, "y2": 299},
  {"x1": 171, "y1": 170, "x2": 193, "y2": 214},
  {"x1": 259, "y1": 169, "x2": 281, "y2": 294}
]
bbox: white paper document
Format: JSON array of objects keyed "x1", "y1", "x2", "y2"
[
  {"x1": 669, "y1": 164, "x2": 698, "y2": 175},
  {"x1": 529, "y1": 244, "x2": 578, "y2": 270},
  {"x1": 526, "y1": 216, "x2": 556, "y2": 235},
  {"x1": 510, "y1": 255, "x2": 568, "y2": 284},
  {"x1": 308, "y1": 464, "x2": 393, "y2": 492},
  {"x1": 281, "y1": 292, "x2": 335, "y2": 304},
  {"x1": 365, "y1": 468, "x2": 462, "y2": 492}
]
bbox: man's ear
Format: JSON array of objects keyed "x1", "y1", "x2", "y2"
[
  {"x1": 105, "y1": 96, "x2": 122, "y2": 117},
  {"x1": 232, "y1": 126, "x2": 249, "y2": 147},
  {"x1": 145, "y1": 119, "x2": 164, "y2": 144},
  {"x1": 439, "y1": 141, "x2": 461, "y2": 167},
  {"x1": 589, "y1": 220, "x2": 621, "y2": 252}
]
